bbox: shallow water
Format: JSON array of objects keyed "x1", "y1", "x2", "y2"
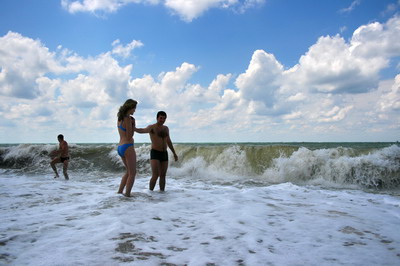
[
  {"x1": 1, "y1": 142, "x2": 399, "y2": 265},
  {"x1": 1, "y1": 172, "x2": 399, "y2": 265}
]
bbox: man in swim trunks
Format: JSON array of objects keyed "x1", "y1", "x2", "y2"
[
  {"x1": 50, "y1": 134, "x2": 70, "y2": 180},
  {"x1": 135, "y1": 111, "x2": 178, "y2": 191}
]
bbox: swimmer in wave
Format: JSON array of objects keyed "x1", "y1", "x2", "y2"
[{"x1": 50, "y1": 134, "x2": 70, "y2": 180}]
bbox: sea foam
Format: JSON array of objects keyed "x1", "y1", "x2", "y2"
[{"x1": 0, "y1": 173, "x2": 399, "y2": 265}]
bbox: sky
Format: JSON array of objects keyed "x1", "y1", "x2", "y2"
[{"x1": 0, "y1": 0, "x2": 399, "y2": 143}]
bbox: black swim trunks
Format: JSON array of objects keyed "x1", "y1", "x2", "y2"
[
  {"x1": 150, "y1": 149, "x2": 168, "y2": 162},
  {"x1": 60, "y1": 156, "x2": 70, "y2": 163}
]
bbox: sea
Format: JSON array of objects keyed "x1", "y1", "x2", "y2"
[{"x1": 0, "y1": 142, "x2": 399, "y2": 266}]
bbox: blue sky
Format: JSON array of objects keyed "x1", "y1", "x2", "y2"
[{"x1": 0, "y1": 0, "x2": 399, "y2": 143}]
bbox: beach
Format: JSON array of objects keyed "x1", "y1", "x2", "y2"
[{"x1": 1, "y1": 143, "x2": 399, "y2": 265}]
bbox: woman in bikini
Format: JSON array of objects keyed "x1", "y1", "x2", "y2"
[{"x1": 117, "y1": 99, "x2": 137, "y2": 197}]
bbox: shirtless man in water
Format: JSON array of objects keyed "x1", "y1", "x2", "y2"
[
  {"x1": 50, "y1": 134, "x2": 69, "y2": 180},
  {"x1": 135, "y1": 111, "x2": 178, "y2": 191}
]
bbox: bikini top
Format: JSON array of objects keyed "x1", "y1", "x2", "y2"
[{"x1": 118, "y1": 118, "x2": 127, "y2": 132}]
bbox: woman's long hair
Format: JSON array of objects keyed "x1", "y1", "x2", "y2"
[{"x1": 117, "y1": 99, "x2": 137, "y2": 121}]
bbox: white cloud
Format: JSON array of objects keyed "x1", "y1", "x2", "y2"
[
  {"x1": 128, "y1": 62, "x2": 199, "y2": 112},
  {"x1": 0, "y1": 32, "x2": 138, "y2": 137},
  {"x1": 287, "y1": 93, "x2": 306, "y2": 102},
  {"x1": 61, "y1": 0, "x2": 159, "y2": 14},
  {"x1": 61, "y1": 0, "x2": 265, "y2": 21},
  {"x1": 1, "y1": 14, "x2": 400, "y2": 142},
  {"x1": 285, "y1": 16, "x2": 400, "y2": 95},
  {"x1": 317, "y1": 105, "x2": 354, "y2": 123},
  {"x1": 54, "y1": 49, "x2": 133, "y2": 109},
  {"x1": 159, "y1": 62, "x2": 198, "y2": 92},
  {"x1": 204, "y1": 74, "x2": 232, "y2": 101},
  {"x1": 128, "y1": 66, "x2": 234, "y2": 130},
  {"x1": 164, "y1": 0, "x2": 222, "y2": 22},
  {"x1": 235, "y1": 50, "x2": 283, "y2": 106},
  {"x1": 164, "y1": 0, "x2": 244, "y2": 22},
  {"x1": 350, "y1": 15, "x2": 400, "y2": 59},
  {"x1": 292, "y1": 16, "x2": 400, "y2": 93},
  {"x1": 111, "y1": 39, "x2": 144, "y2": 59},
  {"x1": 129, "y1": 15, "x2": 400, "y2": 137},
  {"x1": 282, "y1": 111, "x2": 302, "y2": 121},
  {"x1": 227, "y1": 15, "x2": 400, "y2": 135},
  {"x1": 165, "y1": 0, "x2": 266, "y2": 21},
  {"x1": 339, "y1": 26, "x2": 347, "y2": 33},
  {"x1": 128, "y1": 74, "x2": 158, "y2": 109},
  {"x1": 291, "y1": 35, "x2": 382, "y2": 94},
  {"x1": 378, "y1": 74, "x2": 400, "y2": 112},
  {"x1": 183, "y1": 87, "x2": 243, "y2": 129},
  {"x1": 339, "y1": 0, "x2": 361, "y2": 14},
  {"x1": 382, "y1": 0, "x2": 400, "y2": 16},
  {"x1": 0, "y1": 32, "x2": 63, "y2": 99}
]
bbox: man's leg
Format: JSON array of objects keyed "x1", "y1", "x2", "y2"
[
  {"x1": 149, "y1": 160, "x2": 160, "y2": 191},
  {"x1": 159, "y1": 161, "x2": 168, "y2": 191},
  {"x1": 63, "y1": 160, "x2": 69, "y2": 180},
  {"x1": 51, "y1": 158, "x2": 61, "y2": 178}
]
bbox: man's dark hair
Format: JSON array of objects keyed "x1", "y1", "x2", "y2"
[
  {"x1": 58, "y1": 134, "x2": 64, "y2": 140},
  {"x1": 157, "y1": 111, "x2": 167, "y2": 118}
]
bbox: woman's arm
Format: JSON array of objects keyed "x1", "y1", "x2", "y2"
[{"x1": 126, "y1": 117, "x2": 134, "y2": 137}]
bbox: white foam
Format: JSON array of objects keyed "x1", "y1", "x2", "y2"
[
  {"x1": 262, "y1": 145, "x2": 400, "y2": 188},
  {"x1": 1, "y1": 173, "x2": 399, "y2": 265}
]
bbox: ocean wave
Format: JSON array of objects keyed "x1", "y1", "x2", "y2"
[
  {"x1": 0, "y1": 143, "x2": 154, "y2": 176},
  {"x1": 170, "y1": 143, "x2": 400, "y2": 189},
  {"x1": 262, "y1": 145, "x2": 400, "y2": 189},
  {"x1": 1, "y1": 143, "x2": 399, "y2": 189}
]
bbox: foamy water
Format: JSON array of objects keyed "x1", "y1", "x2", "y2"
[
  {"x1": 1, "y1": 143, "x2": 400, "y2": 265},
  {"x1": 1, "y1": 172, "x2": 400, "y2": 265}
]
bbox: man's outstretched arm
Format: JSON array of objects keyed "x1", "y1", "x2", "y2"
[{"x1": 135, "y1": 125, "x2": 152, "y2": 134}]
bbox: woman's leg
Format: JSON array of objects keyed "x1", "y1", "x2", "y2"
[
  {"x1": 118, "y1": 157, "x2": 128, "y2": 194},
  {"x1": 124, "y1": 146, "x2": 136, "y2": 197}
]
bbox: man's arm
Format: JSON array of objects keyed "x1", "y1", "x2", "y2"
[
  {"x1": 52, "y1": 142, "x2": 66, "y2": 157},
  {"x1": 51, "y1": 148, "x2": 61, "y2": 158},
  {"x1": 166, "y1": 128, "x2": 178, "y2": 161},
  {"x1": 135, "y1": 125, "x2": 152, "y2": 134}
]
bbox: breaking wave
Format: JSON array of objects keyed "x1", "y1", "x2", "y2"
[{"x1": 1, "y1": 142, "x2": 399, "y2": 189}]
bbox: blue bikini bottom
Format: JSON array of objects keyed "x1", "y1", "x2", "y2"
[{"x1": 117, "y1": 143, "x2": 133, "y2": 157}]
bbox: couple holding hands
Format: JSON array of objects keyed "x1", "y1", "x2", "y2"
[{"x1": 117, "y1": 99, "x2": 178, "y2": 197}]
